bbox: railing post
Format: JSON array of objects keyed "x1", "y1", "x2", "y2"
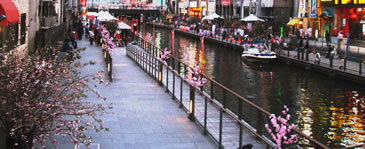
[
  {"x1": 297, "y1": 48, "x2": 300, "y2": 59},
  {"x1": 301, "y1": 48, "x2": 304, "y2": 60},
  {"x1": 238, "y1": 98, "x2": 242, "y2": 148},
  {"x1": 360, "y1": 61, "x2": 363, "y2": 75},
  {"x1": 330, "y1": 54, "x2": 333, "y2": 67},
  {"x1": 158, "y1": 61, "x2": 163, "y2": 86},
  {"x1": 287, "y1": 47, "x2": 290, "y2": 57},
  {"x1": 166, "y1": 59, "x2": 169, "y2": 92},
  {"x1": 172, "y1": 58, "x2": 176, "y2": 99},
  {"x1": 344, "y1": 57, "x2": 347, "y2": 71},
  {"x1": 204, "y1": 96, "x2": 208, "y2": 135},
  {"x1": 219, "y1": 109, "x2": 223, "y2": 149},
  {"x1": 256, "y1": 111, "x2": 263, "y2": 136},
  {"x1": 223, "y1": 90, "x2": 226, "y2": 108},
  {"x1": 180, "y1": 62, "x2": 184, "y2": 108},
  {"x1": 188, "y1": 85, "x2": 195, "y2": 120},
  {"x1": 306, "y1": 48, "x2": 309, "y2": 61},
  {"x1": 210, "y1": 80, "x2": 214, "y2": 100}
]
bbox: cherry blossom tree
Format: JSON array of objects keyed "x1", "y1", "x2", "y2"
[
  {"x1": 0, "y1": 47, "x2": 111, "y2": 149},
  {"x1": 98, "y1": 24, "x2": 116, "y2": 54},
  {"x1": 265, "y1": 105, "x2": 298, "y2": 148},
  {"x1": 156, "y1": 48, "x2": 170, "y2": 65},
  {"x1": 185, "y1": 62, "x2": 207, "y2": 87}
]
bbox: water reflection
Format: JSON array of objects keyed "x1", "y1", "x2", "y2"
[{"x1": 142, "y1": 25, "x2": 365, "y2": 147}]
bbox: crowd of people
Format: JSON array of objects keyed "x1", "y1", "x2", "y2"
[{"x1": 61, "y1": 16, "x2": 130, "y2": 54}]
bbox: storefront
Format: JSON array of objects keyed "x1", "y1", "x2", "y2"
[
  {"x1": 188, "y1": 7, "x2": 202, "y2": 18},
  {"x1": 322, "y1": 0, "x2": 365, "y2": 40}
]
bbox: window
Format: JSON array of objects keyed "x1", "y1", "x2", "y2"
[{"x1": 20, "y1": 14, "x2": 26, "y2": 45}]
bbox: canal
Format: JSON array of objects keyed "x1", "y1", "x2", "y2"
[{"x1": 139, "y1": 24, "x2": 365, "y2": 148}]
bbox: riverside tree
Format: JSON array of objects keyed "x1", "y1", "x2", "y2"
[{"x1": 0, "y1": 47, "x2": 111, "y2": 149}]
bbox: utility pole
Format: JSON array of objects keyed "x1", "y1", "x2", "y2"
[
  {"x1": 240, "y1": 0, "x2": 244, "y2": 18},
  {"x1": 206, "y1": 0, "x2": 208, "y2": 15}
]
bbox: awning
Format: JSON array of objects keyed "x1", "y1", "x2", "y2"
[
  {"x1": 0, "y1": 0, "x2": 20, "y2": 26},
  {"x1": 319, "y1": 10, "x2": 332, "y2": 18},
  {"x1": 287, "y1": 18, "x2": 301, "y2": 26}
]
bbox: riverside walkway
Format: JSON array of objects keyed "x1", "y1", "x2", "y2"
[
  {"x1": 53, "y1": 38, "x2": 217, "y2": 149},
  {"x1": 126, "y1": 43, "x2": 270, "y2": 149}
]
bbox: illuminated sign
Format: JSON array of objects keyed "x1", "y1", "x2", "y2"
[
  {"x1": 222, "y1": 0, "x2": 230, "y2": 6},
  {"x1": 188, "y1": 8, "x2": 201, "y2": 18},
  {"x1": 335, "y1": 0, "x2": 365, "y2": 4}
]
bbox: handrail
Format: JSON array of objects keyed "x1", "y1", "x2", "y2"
[
  {"x1": 132, "y1": 34, "x2": 330, "y2": 149},
  {"x1": 345, "y1": 144, "x2": 364, "y2": 149}
]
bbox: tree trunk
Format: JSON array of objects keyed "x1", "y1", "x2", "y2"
[{"x1": 6, "y1": 135, "x2": 32, "y2": 149}]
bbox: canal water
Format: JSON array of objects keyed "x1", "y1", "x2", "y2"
[{"x1": 139, "y1": 24, "x2": 365, "y2": 148}]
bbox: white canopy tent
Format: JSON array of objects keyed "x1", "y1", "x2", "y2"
[
  {"x1": 240, "y1": 14, "x2": 264, "y2": 22},
  {"x1": 97, "y1": 11, "x2": 117, "y2": 22},
  {"x1": 117, "y1": 22, "x2": 131, "y2": 30},
  {"x1": 86, "y1": 12, "x2": 98, "y2": 17},
  {"x1": 202, "y1": 13, "x2": 223, "y2": 20}
]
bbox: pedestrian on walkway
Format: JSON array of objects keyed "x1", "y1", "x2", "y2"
[
  {"x1": 314, "y1": 50, "x2": 321, "y2": 64},
  {"x1": 331, "y1": 45, "x2": 337, "y2": 58},
  {"x1": 325, "y1": 30, "x2": 331, "y2": 46},
  {"x1": 89, "y1": 29, "x2": 94, "y2": 45},
  {"x1": 326, "y1": 45, "x2": 333, "y2": 58},
  {"x1": 70, "y1": 33, "x2": 77, "y2": 49}
]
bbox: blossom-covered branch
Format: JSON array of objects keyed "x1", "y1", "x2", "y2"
[
  {"x1": 185, "y1": 62, "x2": 207, "y2": 87},
  {"x1": 265, "y1": 105, "x2": 298, "y2": 148},
  {"x1": 156, "y1": 48, "x2": 170, "y2": 65},
  {"x1": 0, "y1": 47, "x2": 111, "y2": 149}
]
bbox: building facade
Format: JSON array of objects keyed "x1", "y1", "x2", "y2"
[
  {"x1": 0, "y1": 0, "x2": 32, "y2": 55},
  {"x1": 321, "y1": 0, "x2": 365, "y2": 40}
]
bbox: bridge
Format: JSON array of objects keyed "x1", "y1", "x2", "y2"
[{"x1": 87, "y1": 5, "x2": 166, "y2": 18}]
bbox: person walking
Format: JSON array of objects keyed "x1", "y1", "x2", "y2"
[
  {"x1": 314, "y1": 50, "x2": 321, "y2": 64},
  {"x1": 89, "y1": 29, "x2": 94, "y2": 45},
  {"x1": 325, "y1": 30, "x2": 331, "y2": 46},
  {"x1": 70, "y1": 33, "x2": 77, "y2": 49},
  {"x1": 326, "y1": 45, "x2": 333, "y2": 58}
]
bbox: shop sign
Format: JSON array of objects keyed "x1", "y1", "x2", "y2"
[
  {"x1": 311, "y1": 0, "x2": 317, "y2": 17},
  {"x1": 335, "y1": 0, "x2": 365, "y2": 4},
  {"x1": 298, "y1": 0, "x2": 306, "y2": 17},
  {"x1": 222, "y1": 0, "x2": 230, "y2": 6}
]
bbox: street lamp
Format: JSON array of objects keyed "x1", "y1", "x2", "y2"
[{"x1": 0, "y1": 15, "x2": 6, "y2": 22}]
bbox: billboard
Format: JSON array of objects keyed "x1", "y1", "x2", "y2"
[
  {"x1": 311, "y1": 0, "x2": 317, "y2": 17},
  {"x1": 298, "y1": 0, "x2": 306, "y2": 17},
  {"x1": 222, "y1": 0, "x2": 230, "y2": 6}
]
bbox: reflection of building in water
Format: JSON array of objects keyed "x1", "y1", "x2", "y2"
[
  {"x1": 328, "y1": 91, "x2": 365, "y2": 148},
  {"x1": 296, "y1": 88, "x2": 313, "y2": 146}
]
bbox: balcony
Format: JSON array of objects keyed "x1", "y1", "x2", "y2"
[{"x1": 40, "y1": 16, "x2": 57, "y2": 29}]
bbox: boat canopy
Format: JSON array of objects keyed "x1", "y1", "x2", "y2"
[{"x1": 242, "y1": 41, "x2": 265, "y2": 44}]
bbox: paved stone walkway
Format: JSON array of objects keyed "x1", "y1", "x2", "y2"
[
  {"x1": 50, "y1": 38, "x2": 217, "y2": 149},
  {"x1": 277, "y1": 48, "x2": 365, "y2": 76}
]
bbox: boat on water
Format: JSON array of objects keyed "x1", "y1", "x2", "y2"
[{"x1": 241, "y1": 40, "x2": 277, "y2": 63}]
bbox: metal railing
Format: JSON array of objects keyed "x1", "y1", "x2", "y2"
[
  {"x1": 277, "y1": 47, "x2": 365, "y2": 76},
  {"x1": 126, "y1": 34, "x2": 329, "y2": 149}
]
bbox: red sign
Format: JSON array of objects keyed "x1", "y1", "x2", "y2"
[
  {"x1": 80, "y1": 0, "x2": 86, "y2": 7},
  {"x1": 222, "y1": 0, "x2": 230, "y2": 6}
]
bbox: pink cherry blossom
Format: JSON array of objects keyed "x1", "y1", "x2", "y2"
[
  {"x1": 0, "y1": 46, "x2": 110, "y2": 148},
  {"x1": 265, "y1": 105, "x2": 298, "y2": 148}
]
